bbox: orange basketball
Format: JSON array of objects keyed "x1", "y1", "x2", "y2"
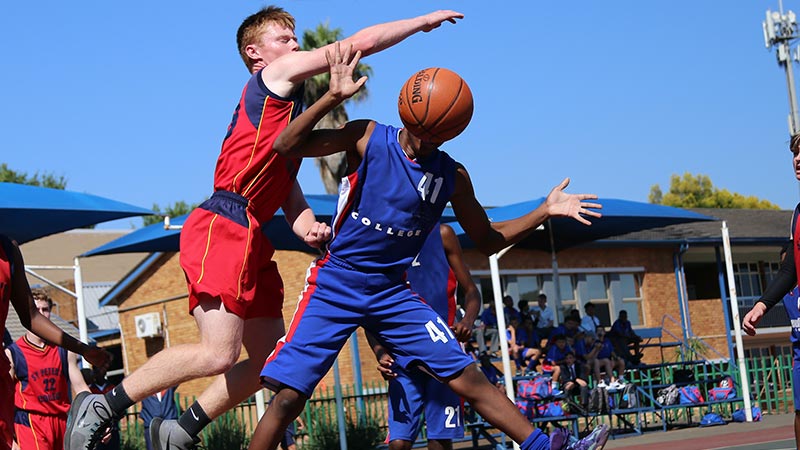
[{"x1": 397, "y1": 68, "x2": 474, "y2": 143}]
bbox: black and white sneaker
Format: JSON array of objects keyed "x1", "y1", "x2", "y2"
[
  {"x1": 150, "y1": 418, "x2": 200, "y2": 450},
  {"x1": 64, "y1": 392, "x2": 114, "y2": 450}
]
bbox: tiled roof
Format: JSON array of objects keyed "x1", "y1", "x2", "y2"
[{"x1": 598, "y1": 208, "x2": 792, "y2": 245}]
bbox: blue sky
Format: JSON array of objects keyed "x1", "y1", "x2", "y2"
[{"x1": 2, "y1": 1, "x2": 799, "y2": 229}]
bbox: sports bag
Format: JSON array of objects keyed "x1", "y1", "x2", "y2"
[
  {"x1": 588, "y1": 385, "x2": 609, "y2": 413},
  {"x1": 656, "y1": 384, "x2": 680, "y2": 406},
  {"x1": 709, "y1": 376, "x2": 736, "y2": 400},
  {"x1": 678, "y1": 385, "x2": 704, "y2": 404},
  {"x1": 618, "y1": 383, "x2": 639, "y2": 409},
  {"x1": 517, "y1": 376, "x2": 552, "y2": 400},
  {"x1": 732, "y1": 406, "x2": 762, "y2": 422},
  {"x1": 699, "y1": 412, "x2": 726, "y2": 427}
]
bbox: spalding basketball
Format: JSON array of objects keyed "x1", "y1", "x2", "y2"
[{"x1": 397, "y1": 68, "x2": 474, "y2": 143}]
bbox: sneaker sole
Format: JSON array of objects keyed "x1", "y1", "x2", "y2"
[
  {"x1": 150, "y1": 417, "x2": 164, "y2": 450},
  {"x1": 65, "y1": 391, "x2": 91, "y2": 450}
]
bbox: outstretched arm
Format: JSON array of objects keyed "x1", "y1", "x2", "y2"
[
  {"x1": 440, "y1": 223, "x2": 481, "y2": 342},
  {"x1": 273, "y1": 43, "x2": 372, "y2": 160},
  {"x1": 451, "y1": 172, "x2": 601, "y2": 256},
  {"x1": 263, "y1": 10, "x2": 463, "y2": 96},
  {"x1": 67, "y1": 351, "x2": 91, "y2": 396},
  {"x1": 8, "y1": 240, "x2": 111, "y2": 369}
]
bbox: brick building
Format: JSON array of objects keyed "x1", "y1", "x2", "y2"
[{"x1": 82, "y1": 207, "x2": 793, "y2": 401}]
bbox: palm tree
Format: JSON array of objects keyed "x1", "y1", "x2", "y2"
[{"x1": 301, "y1": 22, "x2": 373, "y2": 194}]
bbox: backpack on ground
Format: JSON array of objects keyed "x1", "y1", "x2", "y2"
[
  {"x1": 617, "y1": 383, "x2": 639, "y2": 409},
  {"x1": 708, "y1": 375, "x2": 737, "y2": 400},
  {"x1": 699, "y1": 412, "x2": 727, "y2": 427},
  {"x1": 732, "y1": 406, "x2": 763, "y2": 422},
  {"x1": 588, "y1": 385, "x2": 609, "y2": 413},
  {"x1": 517, "y1": 375, "x2": 552, "y2": 400},
  {"x1": 656, "y1": 384, "x2": 680, "y2": 406},
  {"x1": 678, "y1": 385, "x2": 704, "y2": 404}
]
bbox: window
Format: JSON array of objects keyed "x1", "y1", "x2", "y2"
[
  {"x1": 684, "y1": 262, "x2": 721, "y2": 300},
  {"x1": 618, "y1": 273, "x2": 644, "y2": 326}
]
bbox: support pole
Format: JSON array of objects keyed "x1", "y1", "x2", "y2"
[{"x1": 721, "y1": 222, "x2": 753, "y2": 421}]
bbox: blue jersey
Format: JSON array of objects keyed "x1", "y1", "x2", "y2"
[
  {"x1": 406, "y1": 225, "x2": 457, "y2": 325},
  {"x1": 328, "y1": 123, "x2": 457, "y2": 273}
]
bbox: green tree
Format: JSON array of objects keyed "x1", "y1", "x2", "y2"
[
  {"x1": 0, "y1": 163, "x2": 67, "y2": 189},
  {"x1": 142, "y1": 200, "x2": 197, "y2": 226},
  {"x1": 301, "y1": 23, "x2": 373, "y2": 194},
  {"x1": 649, "y1": 173, "x2": 780, "y2": 209}
]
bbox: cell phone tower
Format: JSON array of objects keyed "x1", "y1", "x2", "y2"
[{"x1": 763, "y1": 1, "x2": 800, "y2": 135}]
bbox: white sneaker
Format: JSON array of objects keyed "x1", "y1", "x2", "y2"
[
  {"x1": 596, "y1": 380, "x2": 608, "y2": 389},
  {"x1": 608, "y1": 381, "x2": 624, "y2": 392}
]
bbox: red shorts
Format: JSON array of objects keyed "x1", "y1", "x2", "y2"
[
  {"x1": 14, "y1": 411, "x2": 66, "y2": 450},
  {"x1": 180, "y1": 191, "x2": 284, "y2": 319},
  {"x1": 0, "y1": 357, "x2": 12, "y2": 450}
]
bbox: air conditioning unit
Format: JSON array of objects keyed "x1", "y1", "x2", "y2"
[{"x1": 134, "y1": 312, "x2": 162, "y2": 339}]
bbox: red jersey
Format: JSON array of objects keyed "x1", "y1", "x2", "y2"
[
  {"x1": 213, "y1": 71, "x2": 304, "y2": 224},
  {"x1": 7, "y1": 336, "x2": 70, "y2": 417},
  {"x1": 0, "y1": 235, "x2": 13, "y2": 336}
]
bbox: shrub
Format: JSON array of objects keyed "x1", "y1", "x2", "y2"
[
  {"x1": 203, "y1": 413, "x2": 250, "y2": 450},
  {"x1": 307, "y1": 415, "x2": 383, "y2": 450}
]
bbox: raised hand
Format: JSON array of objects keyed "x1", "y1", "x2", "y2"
[
  {"x1": 544, "y1": 178, "x2": 602, "y2": 226},
  {"x1": 421, "y1": 10, "x2": 464, "y2": 31},
  {"x1": 83, "y1": 345, "x2": 112, "y2": 370},
  {"x1": 325, "y1": 41, "x2": 367, "y2": 101}
]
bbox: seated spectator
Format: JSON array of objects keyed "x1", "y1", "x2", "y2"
[
  {"x1": 580, "y1": 302, "x2": 601, "y2": 337},
  {"x1": 503, "y1": 295, "x2": 521, "y2": 323},
  {"x1": 549, "y1": 315, "x2": 582, "y2": 346},
  {"x1": 544, "y1": 335, "x2": 574, "y2": 394},
  {"x1": 517, "y1": 299, "x2": 533, "y2": 324},
  {"x1": 609, "y1": 310, "x2": 643, "y2": 365},
  {"x1": 559, "y1": 352, "x2": 589, "y2": 407},
  {"x1": 476, "y1": 306, "x2": 500, "y2": 355},
  {"x1": 574, "y1": 332, "x2": 602, "y2": 381},
  {"x1": 508, "y1": 318, "x2": 542, "y2": 374},
  {"x1": 592, "y1": 328, "x2": 626, "y2": 389},
  {"x1": 532, "y1": 293, "x2": 555, "y2": 339}
]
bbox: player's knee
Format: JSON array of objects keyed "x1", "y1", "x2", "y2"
[
  {"x1": 272, "y1": 388, "x2": 307, "y2": 419},
  {"x1": 388, "y1": 440, "x2": 413, "y2": 450},
  {"x1": 203, "y1": 347, "x2": 241, "y2": 375}
]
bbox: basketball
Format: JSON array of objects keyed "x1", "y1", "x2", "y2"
[{"x1": 397, "y1": 68, "x2": 474, "y2": 143}]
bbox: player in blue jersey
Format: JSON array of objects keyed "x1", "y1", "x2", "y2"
[
  {"x1": 371, "y1": 222, "x2": 480, "y2": 450},
  {"x1": 251, "y1": 44, "x2": 608, "y2": 450}
]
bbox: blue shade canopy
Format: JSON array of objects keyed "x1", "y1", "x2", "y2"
[
  {"x1": 449, "y1": 198, "x2": 717, "y2": 252},
  {"x1": 83, "y1": 194, "x2": 341, "y2": 256},
  {"x1": 0, "y1": 182, "x2": 155, "y2": 244}
]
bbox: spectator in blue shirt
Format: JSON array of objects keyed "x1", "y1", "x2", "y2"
[
  {"x1": 477, "y1": 306, "x2": 499, "y2": 355},
  {"x1": 609, "y1": 310, "x2": 643, "y2": 365}
]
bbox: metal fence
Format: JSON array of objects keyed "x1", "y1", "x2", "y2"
[{"x1": 117, "y1": 356, "x2": 795, "y2": 449}]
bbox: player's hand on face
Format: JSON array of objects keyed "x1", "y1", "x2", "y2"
[
  {"x1": 742, "y1": 303, "x2": 767, "y2": 336},
  {"x1": 325, "y1": 42, "x2": 367, "y2": 101},
  {"x1": 84, "y1": 346, "x2": 112, "y2": 371},
  {"x1": 421, "y1": 10, "x2": 464, "y2": 31},
  {"x1": 451, "y1": 321, "x2": 473, "y2": 342},
  {"x1": 304, "y1": 222, "x2": 331, "y2": 249},
  {"x1": 544, "y1": 178, "x2": 602, "y2": 226}
]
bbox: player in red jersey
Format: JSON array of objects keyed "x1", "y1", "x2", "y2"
[
  {"x1": 66, "y1": 6, "x2": 463, "y2": 450},
  {"x1": 5, "y1": 289, "x2": 93, "y2": 450},
  {"x1": 0, "y1": 235, "x2": 110, "y2": 450}
]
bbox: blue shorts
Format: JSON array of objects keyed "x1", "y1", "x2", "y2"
[
  {"x1": 387, "y1": 366, "x2": 464, "y2": 442},
  {"x1": 794, "y1": 359, "x2": 800, "y2": 412},
  {"x1": 261, "y1": 254, "x2": 474, "y2": 397}
]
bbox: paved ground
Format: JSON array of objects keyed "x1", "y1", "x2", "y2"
[{"x1": 604, "y1": 413, "x2": 795, "y2": 450}]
